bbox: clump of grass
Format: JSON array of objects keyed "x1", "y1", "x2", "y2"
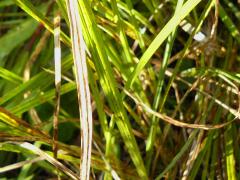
[{"x1": 0, "y1": 0, "x2": 239, "y2": 179}]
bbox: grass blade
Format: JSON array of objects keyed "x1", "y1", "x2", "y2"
[
  {"x1": 65, "y1": 0, "x2": 93, "y2": 179},
  {"x1": 126, "y1": 0, "x2": 202, "y2": 89},
  {"x1": 53, "y1": 9, "x2": 61, "y2": 160}
]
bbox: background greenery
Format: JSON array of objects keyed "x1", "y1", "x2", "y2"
[{"x1": 0, "y1": 0, "x2": 239, "y2": 179}]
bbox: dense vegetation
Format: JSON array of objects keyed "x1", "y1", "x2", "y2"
[{"x1": 0, "y1": 0, "x2": 239, "y2": 179}]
